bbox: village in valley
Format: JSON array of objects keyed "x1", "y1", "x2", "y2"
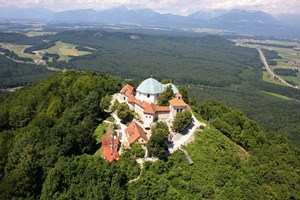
[{"x1": 100, "y1": 77, "x2": 205, "y2": 164}]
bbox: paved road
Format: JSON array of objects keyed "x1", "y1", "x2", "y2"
[{"x1": 257, "y1": 48, "x2": 298, "y2": 89}]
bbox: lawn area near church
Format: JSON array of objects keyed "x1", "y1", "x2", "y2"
[{"x1": 93, "y1": 122, "x2": 109, "y2": 144}]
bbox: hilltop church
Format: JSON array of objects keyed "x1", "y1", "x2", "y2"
[
  {"x1": 103, "y1": 78, "x2": 190, "y2": 162},
  {"x1": 118, "y1": 78, "x2": 189, "y2": 128}
]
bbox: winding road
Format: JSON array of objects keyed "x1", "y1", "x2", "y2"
[{"x1": 257, "y1": 48, "x2": 298, "y2": 89}]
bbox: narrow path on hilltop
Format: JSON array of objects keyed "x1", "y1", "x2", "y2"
[
  {"x1": 128, "y1": 149, "x2": 158, "y2": 183},
  {"x1": 168, "y1": 114, "x2": 205, "y2": 153}
]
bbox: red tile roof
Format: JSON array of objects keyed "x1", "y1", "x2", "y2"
[
  {"x1": 121, "y1": 84, "x2": 134, "y2": 94},
  {"x1": 120, "y1": 84, "x2": 171, "y2": 115},
  {"x1": 125, "y1": 121, "x2": 148, "y2": 145},
  {"x1": 127, "y1": 93, "x2": 136, "y2": 103},
  {"x1": 144, "y1": 103, "x2": 156, "y2": 114},
  {"x1": 101, "y1": 134, "x2": 120, "y2": 163},
  {"x1": 155, "y1": 106, "x2": 170, "y2": 112},
  {"x1": 169, "y1": 98, "x2": 187, "y2": 107}
]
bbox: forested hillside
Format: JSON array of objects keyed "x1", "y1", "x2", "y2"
[
  {"x1": 0, "y1": 72, "x2": 299, "y2": 199},
  {"x1": 0, "y1": 71, "x2": 133, "y2": 199},
  {"x1": 44, "y1": 30, "x2": 260, "y2": 87},
  {"x1": 0, "y1": 30, "x2": 299, "y2": 146},
  {"x1": 127, "y1": 100, "x2": 300, "y2": 199},
  {"x1": 0, "y1": 55, "x2": 53, "y2": 88}
]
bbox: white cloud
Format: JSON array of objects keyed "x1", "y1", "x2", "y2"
[{"x1": 0, "y1": 0, "x2": 299, "y2": 14}]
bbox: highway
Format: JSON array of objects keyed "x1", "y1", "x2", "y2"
[{"x1": 257, "y1": 48, "x2": 298, "y2": 89}]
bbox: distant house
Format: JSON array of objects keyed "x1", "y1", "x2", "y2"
[
  {"x1": 118, "y1": 78, "x2": 189, "y2": 128},
  {"x1": 101, "y1": 134, "x2": 120, "y2": 163},
  {"x1": 125, "y1": 121, "x2": 148, "y2": 145}
]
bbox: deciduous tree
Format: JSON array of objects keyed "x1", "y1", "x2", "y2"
[{"x1": 173, "y1": 110, "x2": 192, "y2": 132}]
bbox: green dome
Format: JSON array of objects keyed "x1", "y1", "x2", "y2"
[
  {"x1": 136, "y1": 78, "x2": 165, "y2": 94},
  {"x1": 163, "y1": 83, "x2": 179, "y2": 94}
]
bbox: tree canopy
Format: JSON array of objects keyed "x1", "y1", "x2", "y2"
[
  {"x1": 147, "y1": 122, "x2": 170, "y2": 159},
  {"x1": 157, "y1": 86, "x2": 174, "y2": 106},
  {"x1": 0, "y1": 71, "x2": 123, "y2": 199},
  {"x1": 0, "y1": 73, "x2": 299, "y2": 199},
  {"x1": 173, "y1": 110, "x2": 192, "y2": 132},
  {"x1": 117, "y1": 103, "x2": 134, "y2": 124}
]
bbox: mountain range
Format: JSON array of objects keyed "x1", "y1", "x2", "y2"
[{"x1": 0, "y1": 6, "x2": 299, "y2": 37}]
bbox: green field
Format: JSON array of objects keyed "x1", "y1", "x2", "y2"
[
  {"x1": 282, "y1": 74, "x2": 300, "y2": 88},
  {"x1": 42, "y1": 41, "x2": 91, "y2": 62},
  {"x1": 262, "y1": 71, "x2": 285, "y2": 86},
  {"x1": 234, "y1": 39, "x2": 300, "y2": 87},
  {"x1": 261, "y1": 91, "x2": 292, "y2": 100},
  {"x1": 1, "y1": 44, "x2": 39, "y2": 60},
  {"x1": 25, "y1": 31, "x2": 56, "y2": 37},
  {"x1": 1, "y1": 41, "x2": 92, "y2": 63}
]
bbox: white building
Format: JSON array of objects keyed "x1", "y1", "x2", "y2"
[
  {"x1": 119, "y1": 78, "x2": 188, "y2": 128},
  {"x1": 135, "y1": 78, "x2": 179, "y2": 104}
]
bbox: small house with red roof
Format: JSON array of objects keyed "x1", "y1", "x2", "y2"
[
  {"x1": 101, "y1": 133, "x2": 120, "y2": 163},
  {"x1": 169, "y1": 93, "x2": 189, "y2": 119},
  {"x1": 125, "y1": 121, "x2": 148, "y2": 145}
]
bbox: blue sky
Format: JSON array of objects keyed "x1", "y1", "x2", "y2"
[{"x1": 0, "y1": 0, "x2": 299, "y2": 15}]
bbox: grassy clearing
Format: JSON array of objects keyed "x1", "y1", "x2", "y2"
[
  {"x1": 1, "y1": 44, "x2": 39, "y2": 60},
  {"x1": 262, "y1": 71, "x2": 285, "y2": 86},
  {"x1": 282, "y1": 74, "x2": 300, "y2": 88},
  {"x1": 25, "y1": 31, "x2": 56, "y2": 37},
  {"x1": 261, "y1": 91, "x2": 291, "y2": 100},
  {"x1": 249, "y1": 40, "x2": 300, "y2": 87},
  {"x1": 237, "y1": 40, "x2": 299, "y2": 87},
  {"x1": 105, "y1": 115, "x2": 115, "y2": 122},
  {"x1": 46, "y1": 66, "x2": 63, "y2": 72},
  {"x1": 42, "y1": 41, "x2": 91, "y2": 62},
  {"x1": 271, "y1": 64, "x2": 294, "y2": 70},
  {"x1": 93, "y1": 122, "x2": 109, "y2": 144},
  {"x1": 94, "y1": 148, "x2": 102, "y2": 157}
]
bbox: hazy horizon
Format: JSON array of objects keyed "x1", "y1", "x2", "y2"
[{"x1": 0, "y1": 0, "x2": 300, "y2": 16}]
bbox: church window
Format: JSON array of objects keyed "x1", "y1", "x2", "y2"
[{"x1": 147, "y1": 94, "x2": 150, "y2": 98}]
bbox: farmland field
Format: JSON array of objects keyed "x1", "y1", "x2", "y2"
[
  {"x1": 282, "y1": 73, "x2": 300, "y2": 87},
  {"x1": 1, "y1": 44, "x2": 40, "y2": 60},
  {"x1": 261, "y1": 90, "x2": 292, "y2": 100},
  {"x1": 25, "y1": 31, "x2": 56, "y2": 37},
  {"x1": 233, "y1": 39, "x2": 300, "y2": 87},
  {"x1": 42, "y1": 41, "x2": 91, "y2": 62},
  {"x1": 1, "y1": 30, "x2": 300, "y2": 146}
]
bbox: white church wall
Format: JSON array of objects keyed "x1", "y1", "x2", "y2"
[
  {"x1": 136, "y1": 92, "x2": 157, "y2": 104},
  {"x1": 134, "y1": 104, "x2": 144, "y2": 120},
  {"x1": 169, "y1": 105, "x2": 186, "y2": 119},
  {"x1": 143, "y1": 114, "x2": 154, "y2": 128}
]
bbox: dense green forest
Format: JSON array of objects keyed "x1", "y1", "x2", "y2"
[
  {"x1": 128, "y1": 100, "x2": 300, "y2": 199},
  {"x1": 0, "y1": 72, "x2": 299, "y2": 199},
  {"x1": 0, "y1": 55, "x2": 53, "y2": 88},
  {"x1": 0, "y1": 71, "x2": 127, "y2": 199},
  {"x1": 0, "y1": 30, "x2": 299, "y2": 146},
  {"x1": 44, "y1": 30, "x2": 260, "y2": 87}
]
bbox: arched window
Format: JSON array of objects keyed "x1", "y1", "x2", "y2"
[{"x1": 147, "y1": 94, "x2": 150, "y2": 98}]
